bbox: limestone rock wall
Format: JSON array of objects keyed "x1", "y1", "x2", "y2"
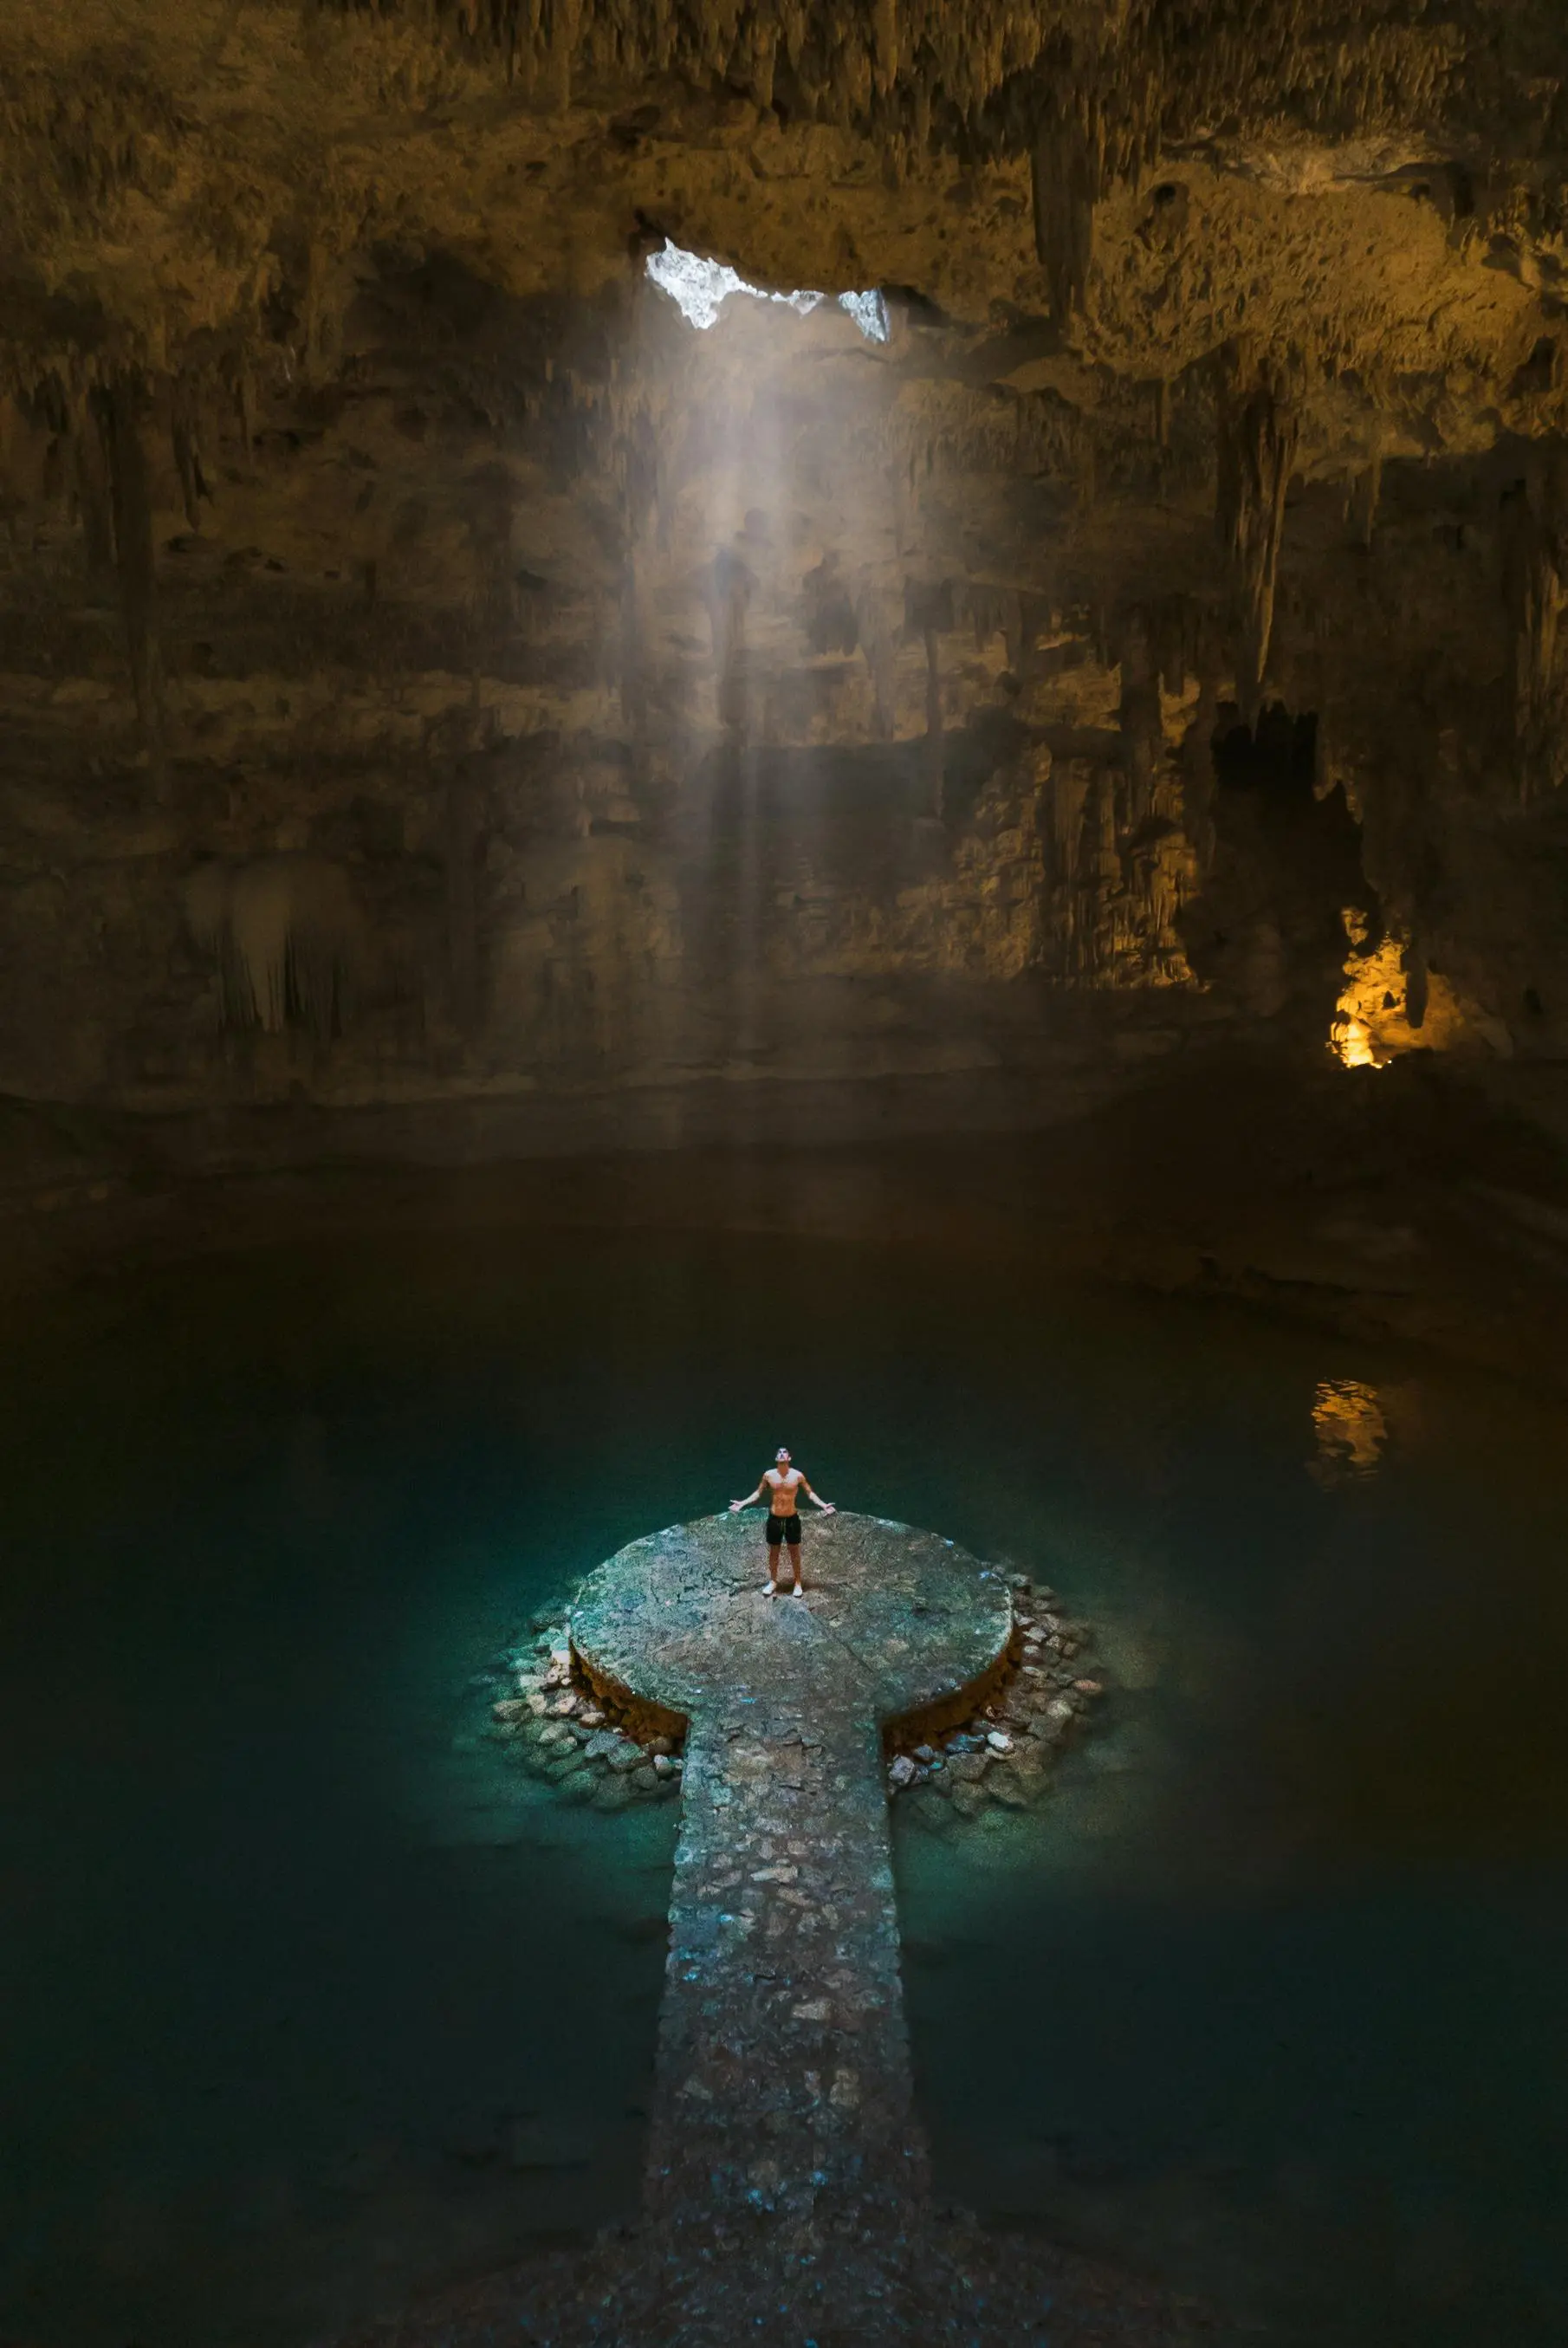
[{"x1": 2, "y1": 3, "x2": 1567, "y2": 1148}]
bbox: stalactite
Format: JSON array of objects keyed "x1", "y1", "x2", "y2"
[
  {"x1": 1403, "y1": 937, "x2": 1429, "y2": 1030},
  {"x1": 871, "y1": 0, "x2": 898, "y2": 96},
  {"x1": 1502, "y1": 454, "x2": 1568, "y2": 801},
  {"x1": 0, "y1": 395, "x2": 19, "y2": 546},
  {"x1": 71, "y1": 389, "x2": 115, "y2": 578},
  {"x1": 548, "y1": 0, "x2": 582, "y2": 111},
  {"x1": 1216, "y1": 358, "x2": 1299, "y2": 723},
  {"x1": 291, "y1": 0, "x2": 1502, "y2": 187},
  {"x1": 746, "y1": 16, "x2": 777, "y2": 111},
  {"x1": 184, "y1": 857, "x2": 360, "y2": 1038},
  {"x1": 910, "y1": 75, "x2": 931, "y2": 156},
  {"x1": 1116, "y1": 605, "x2": 1163, "y2": 827},
  {"x1": 219, "y1": 350, "x2": 258, "y2": 483},
  {"x1": 1513, "y1": 542, "x2": 1567, "y2": 801},
  {"x1": 923, "y1": 621, "x2": 943, "y2": 815},
  {"x1": 1348, "y1": 449, "x2": 1382, "y2": 548},
  {"x1": 1030, "y1": 94, "x2": 1102, "y2": 324},
  {"x1": 1000, "y1": 587, "x2": 1024, "y2": 676},
  {"x1": 94, "y1": 373, "x2": 166, "y2": 783},
  {"x1": 170, "y1": 374, "x2": 211, "y2": 531},
  {"x1": 1149, "y1": 591, "x2": 1194, "y2": 701},
  {"x1": 446, "y1": 769, "x2": 483, "y2": 1031},
  {"x1": 301, "y1": 242, "x2": 334, "y2": 385},
  {"x1": 1180, "y1": 678, "x2": 1220, "y2": 880},
  {"x1": 854, "y1": 574, "x2": 898, "y2": 740}
]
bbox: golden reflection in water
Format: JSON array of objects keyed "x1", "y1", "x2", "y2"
[{"x1": 1311, "y1": 1378, "x2": 1387, "y2": 1485}]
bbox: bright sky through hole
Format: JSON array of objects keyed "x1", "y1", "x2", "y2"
[{"x1": 646, "y1": 242, "x2": 890, "y2": 341}]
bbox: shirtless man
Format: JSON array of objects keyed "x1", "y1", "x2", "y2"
[{"x1": 729, "y1": 1447, "x2": 836, "y2": 1597}]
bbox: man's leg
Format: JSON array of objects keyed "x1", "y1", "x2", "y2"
[
  {"x1": 765, "y1": 1520, "x2": 781, "y2": 1594},
  {"x1": 788, "y1": 1518, "x2": 804, "y2": 1595}
]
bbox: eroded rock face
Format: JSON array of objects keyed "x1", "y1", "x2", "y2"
[{"x1": 3, "y1": 3, "x2": 1568, "y2": 1142}]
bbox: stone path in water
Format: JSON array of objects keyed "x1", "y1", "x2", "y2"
[
  {"x1": 342, "y1": 1515, "x2": 1197, "y2": 2348},
  {"x1": 568, "y1": 1510, "x2": 1013, "y2": 2248}
]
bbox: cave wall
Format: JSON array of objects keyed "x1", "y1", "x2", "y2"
[{"x1": 3, "y1": 3, "x2": 1568, "y2": 1152}]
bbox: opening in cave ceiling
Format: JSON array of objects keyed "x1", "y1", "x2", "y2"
[{"x1": 646, "y1": 242, "x2": 891, "y2": 341}]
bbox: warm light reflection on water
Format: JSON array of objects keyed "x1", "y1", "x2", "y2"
[{"x1": 1310, "y1": 1376, "x2": 1387, "y2": 1483}]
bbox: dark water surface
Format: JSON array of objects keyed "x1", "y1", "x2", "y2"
[{"x1": 1, "y1": 1229, "x2": 1564, "y2": 2347}]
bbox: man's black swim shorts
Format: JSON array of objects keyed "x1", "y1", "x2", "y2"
[{"x1": 765, "y1": 1513, "x2": 801, "y2": 1546}]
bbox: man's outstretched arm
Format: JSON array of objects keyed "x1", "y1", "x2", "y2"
[
  {"x1": 800, "y1": 1479, "x2": 836, "y2": 1513},
  {"x1": 729, "y1": 1482, "x2": 768, "y2": 1512}
]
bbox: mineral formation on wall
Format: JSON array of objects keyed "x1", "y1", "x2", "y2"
[{"x1": 1, "y1": 2, "x2": 1565, "y2": 1147}]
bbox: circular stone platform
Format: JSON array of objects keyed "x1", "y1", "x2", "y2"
[{"x1": 569, "y1": 1509, "x2": 1014, "y2": 1736}]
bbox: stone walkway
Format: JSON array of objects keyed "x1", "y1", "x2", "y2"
[
  {"x1": 337, "y1": 1515, "x2": 1202, "y2": 2348},
  {"x1": 568, "y1": 1512, "x2": 1012, "y2": 2247}
]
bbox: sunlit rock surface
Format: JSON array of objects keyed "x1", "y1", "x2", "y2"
[{"x1": 2, "y1": 0, "x2": 1568, "y2": 1153}]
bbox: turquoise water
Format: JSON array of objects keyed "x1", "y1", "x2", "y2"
[{"x1": 1, "y1": 1228, "x2": 1564, "y2": 2345}]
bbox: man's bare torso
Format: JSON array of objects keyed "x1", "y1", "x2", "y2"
[{"x1": 764, "y1": 1467, "x2": 805, "y2": 1515}]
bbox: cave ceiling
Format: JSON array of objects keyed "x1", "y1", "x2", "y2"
[{"x1": 3, "y1": 3, "x2": 1568, "y2": 1115}]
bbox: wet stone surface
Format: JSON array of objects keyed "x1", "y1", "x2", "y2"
[
  {"x1": 570, "y1": 1511, "x2": 1013, "y2": 2231},
  {"x1": 344, "y1": 1522, "x2": 1188, "y2": 2345}
]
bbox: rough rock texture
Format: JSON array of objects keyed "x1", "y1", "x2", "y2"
[
  {"x1": 3, "y1": 2, "x2": 1568, "y2": 1161},
  {"x1": 571, "y1": 1515, "x2": 1008, "y2": 2240}
]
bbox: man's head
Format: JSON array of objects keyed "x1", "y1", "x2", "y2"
[{"x1": 775, "y1": 1446, "x2": 791, "y2": 1465}]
